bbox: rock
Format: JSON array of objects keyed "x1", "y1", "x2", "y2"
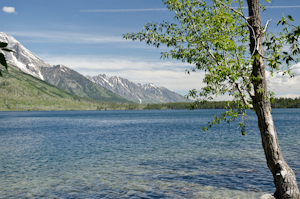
[{"x1": 260, "y1": 194, "x2": 276, "y2": 199}]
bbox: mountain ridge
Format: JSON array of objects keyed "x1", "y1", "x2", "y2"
[
  {"x1": 0, "y1": 64, "x2": 99, "y2": 111},
  {"x1": 40, "y1": 64, "x2": 132, "y2": 103},
  {"x1": 86, "y1": 74, "x2": 189, "y2": 104},
  {"x1": 0, "y1": 32, "x2": 132, "y2": 103},
  {"x1": 0, "y1": 32, "x2": 188, "y2": 104},
  {"x1": 0, "y1": 32, "x2": 51, "y2": 80}
]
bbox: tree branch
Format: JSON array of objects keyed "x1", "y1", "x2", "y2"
[
  {"x1": 215, "y1": 0, "x2": 247, "y2": 20},
  {"x1": 215, "y1": 0, "x2": 260, "y2": 57},
  {"x1": 262, "y1": 19, "x2": 272, "y2": 34},
  {"x1": 235, "y1": 82, "x2": 253, "y2": 109},
  {"x1": 238, "y1": 0, "x2": 245, "y2": 17},
  {"x1": 187, "y1": 7, "x2": 217, "y2": 61}
]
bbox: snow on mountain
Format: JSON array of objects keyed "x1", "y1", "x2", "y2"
[
  {"x1": 0, "y1": 32, "x2": 51, "y2": 80},
  {"x1": 0, "y1": 32, "x2": 188, "y2": 104},
  {"x1": 86, "y1": 74, "x2": 189, "y2": 104}
]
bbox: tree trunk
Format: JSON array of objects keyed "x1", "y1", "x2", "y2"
[{"x1": 246, "y1": 0, "x2": 300, "y2": 198}]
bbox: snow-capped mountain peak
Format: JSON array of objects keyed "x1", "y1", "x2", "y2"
[
  {"x1": 0, "y1": 32, "x2": 188, "y2": 104},
  {"x1": 0, "y1": 32, "x2": 51, "y2": 80},
  {"x1": 86, "y1": 74, "x2": 189, "y2": 104}
]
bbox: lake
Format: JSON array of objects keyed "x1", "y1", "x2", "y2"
[{"x1": 0, "y1": 109, "x2": 299, "y2": 198}]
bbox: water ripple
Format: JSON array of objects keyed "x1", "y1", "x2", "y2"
[{"x1": 0, "y1": 109, "x2": 299, "y2": 198}]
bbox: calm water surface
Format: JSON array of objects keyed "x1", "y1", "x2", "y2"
[{"x1": 0, "y1": 109, "x2": 299, "y2": 198}]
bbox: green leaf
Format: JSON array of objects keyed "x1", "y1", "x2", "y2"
[
  {"x1": 287, "y1": 15, "x2": 294, "y2": 22},
  {"x1": 0, "y1": 53, "x2": 8, "y2": 69},
  {"x1": 124, "y1": 0, "x2": 298, "y2": 136}
]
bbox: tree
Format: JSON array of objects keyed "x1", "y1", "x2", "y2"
[
  {"x1": 0, "y1": 41, "x2": 13, "y2": 76},
  {"x1": 123, "y1": 0, "x2": 300, "y2": 198}
]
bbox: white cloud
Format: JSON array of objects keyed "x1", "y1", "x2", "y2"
[
  {"x1": 276, "y1": 94, "x2": 300, "y2": 99},
  {"x1": 267, "y1": 63, "x2": 300, "y2": 98},
  {"x1": 8, "y1": 31, "x2": 173, "y2": 51},
  {"x1": 41, "y1": 54, "x2": 205, "y2": 96},
  {"x1": 232, "y1": 5, "x2": 300, "y2": 9},
  {"x1": 41, "y1": 54, "x2": 300, "y2": 98},
  {"x1": 2, "y1": 6, "x2": 16, "y2": 14},
  {"x1": 9, "y1": 31, "x2": 124, "y2": 44},
  {"x1": 80, "y1": 6, "x2": 300, "y2": 13},
  {"x1": 80, "y1": 8, "x2": 168, "y2": 13},
  {"x1": 266, "y1": 5, "x2": 300, "y2": 8}
]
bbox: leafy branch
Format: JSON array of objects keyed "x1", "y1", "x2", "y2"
[{"x1": 123, "y1": 0, "x2": 300, "y2": 134}]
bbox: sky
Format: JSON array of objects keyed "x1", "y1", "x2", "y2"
[{"x1": 1, "y1": 0, "x2": 300, "y2": 99}]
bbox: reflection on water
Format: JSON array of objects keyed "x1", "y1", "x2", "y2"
[{"x1": 0, "y1": 109, "x2": 299, "y2": 198}]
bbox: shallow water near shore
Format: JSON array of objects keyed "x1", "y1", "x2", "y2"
[{"x1": 0, "y1": 109, "x2": 299, "y2": 198}]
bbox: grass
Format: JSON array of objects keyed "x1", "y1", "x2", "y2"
[{"x1": 0, "y1": 66, "x2": 143, "y2": 111}]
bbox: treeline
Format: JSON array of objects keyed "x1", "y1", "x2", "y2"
[
  {"x1": 143, "y1": 98, "x2": 300, "y2": 110},
  {"x1": 143, "y1": 101, "x2": 230, "y2": 110},
  {"x1": 271, "y1": 97, "x2": 300, "y2": 108},
  {"x1": 97, "y1": 101, "x2": 232, "y2": 111},
  {"x1": 1, "y1": 66, "x2": 299, "y2": 111}
]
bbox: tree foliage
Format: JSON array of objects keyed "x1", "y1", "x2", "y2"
[
  {"x1": 0, "y1": 41, "x2": 13, "y2": 76},
  {"x1": 123, "y1": 0, "x2": 300, "y2": 133},
  {"x1": 125, "y1": 1, "x2": 300, "y2": 197}
]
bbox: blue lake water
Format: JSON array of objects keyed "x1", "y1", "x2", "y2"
[{"x1": 0, "y1": 109, "x2": 299, "y2": 198}]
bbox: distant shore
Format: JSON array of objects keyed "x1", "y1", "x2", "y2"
[{"x1": 1, "y1": 97, "x2": 300, "y2": 111}]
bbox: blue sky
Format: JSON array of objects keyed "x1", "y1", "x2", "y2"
[{"x1": 1, "y1": 0, "x2": 300, "y2": 98}]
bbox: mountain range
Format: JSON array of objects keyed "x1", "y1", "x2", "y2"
[
  {"x1": 0, "y1": 32, "x2": 50, "y2": 80},
  {"x1": 0, "y1": 32, "x2": 131, "y2": 103},
  {"x1": 0, "y1": 32, "x2": 188, "y2": 104},
  {"x1": 86, "y1": 74, "x2": 188, "y2": 104},
  {"x1": 39, "y1": 64, "x2": 131, "y2": 103}
]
